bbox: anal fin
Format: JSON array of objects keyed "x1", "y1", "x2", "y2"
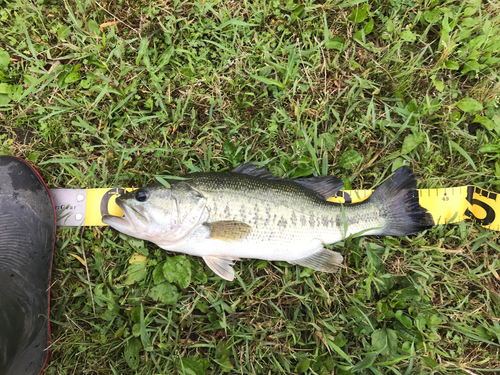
[
  {"x1": 291, "y1": 248, "x2": 343, "y2": 273},
  {"x1": 203, "y1": 255, "x2": 238, "y2": 281}
]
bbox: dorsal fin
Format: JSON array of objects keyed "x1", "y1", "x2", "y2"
[
  {"x1": 231, "y1": 163, "x2": 343, "y2": 200},
  {"x1": 292, "y1": 176, "x2": 344, "y2": 200},
  {"x1": 230, "y1": 163, "x2": 277, "y2": 179}
]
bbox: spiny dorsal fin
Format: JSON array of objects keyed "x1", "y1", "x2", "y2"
[
  {"x1": 292, "y1": 176, "x2": 344, "y2": 200},
  {"x1": 203, "y1": 220, "x2": 252, "y2": 242},
  {"x1": 231, "y1": 163, "x2": 277, "y2": 179},
  {"x1": 232, "y1": 163, "x2": 343, "y2": 200},
  {"x1": 203, "y1": 256, "x2": 237, "y2": 281},
  {"x1": 291, "y1": 248, "x2": 343, "y2": 273}
]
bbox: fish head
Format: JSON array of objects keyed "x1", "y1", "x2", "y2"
[{"x1": 102, "y1": 182, "x2": 207, "y2": 245}]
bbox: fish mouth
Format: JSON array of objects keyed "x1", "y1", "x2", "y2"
[{"x1": 102, "y1": 200, "x2": 149, "y2": 232}]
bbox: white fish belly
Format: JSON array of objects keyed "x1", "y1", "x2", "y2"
[{"x1": 167, "y1": 233, "x2": 342, "y2": 262}]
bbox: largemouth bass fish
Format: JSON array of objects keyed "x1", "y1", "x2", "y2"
[{"x1": 102, "y1": 164, "x2": 434, "y2": 280}]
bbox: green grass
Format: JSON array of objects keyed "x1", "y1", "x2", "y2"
[{"x1": 1, "y1": 0, "x2": 500, "y2": 373}]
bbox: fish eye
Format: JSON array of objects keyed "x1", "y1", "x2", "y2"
[{"x1": 135, "y1": 190, "x2": 148, "y2": 202}]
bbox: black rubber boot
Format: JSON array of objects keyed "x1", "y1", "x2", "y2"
[{"x1": 0, "y1": 156, "x2": 56, "y2": 375}]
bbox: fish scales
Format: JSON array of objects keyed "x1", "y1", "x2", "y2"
[
  {"x1": 102, "y1": 164, "x2": 435, "y2": 280},
  {"x1": 189, "y1": 172, "x2": 346, "y2": 244}
]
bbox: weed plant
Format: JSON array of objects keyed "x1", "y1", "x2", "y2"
[{"x1": 1, "y1": 0, "x2": 500, "y2": 374}]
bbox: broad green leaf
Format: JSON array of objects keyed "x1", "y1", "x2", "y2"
[
  {"x1": 463, "y1": 7, "x2": 477, "y2": 17},
  {"x1": 395, "y1": 310, "x2": 413, "y2": 329},
  {"x1": 27, "y1": 152, "x2": 40, "y2": 162},
  {"x1": 124, "y1": 337, "x2": 141, "y2": 369},
  {"x1": 325, "y1": 37, "x2": 345, "y2": 51},
  {"x1": 421, "y1": 356, "x2": 439, "y2": 368},
  {"x1": 350, "y1": 4, "x2": 368, "y2": 23},
  {"x1": 181, "y1": 357, "x2": 209, "y2": 375},
  {"x1": 57, "y1": 71, "x2": 70, "y2": 87},
  {"x1": 386, "y1": 19, "x2": 394, "y2": 33},
  {"x1": 424, "y1": 9, "x2": 441, "y2": 23},
  {"x1": 130, "y1": 306, "x2": 140, "y2": 323},
  {"x1": 0, "y1": 83, "x2": 8, "y2": 94},
  {"x1": 0, "y1": 48, "x2": 9, "y2": 69},
  {"x1": 473, "y1": 115, "x2": 494, "y2": 130},
  {"x1": 351, "y1": 352, "x2": 378, "y2": 371},
  {"x1": 139, "y1": 304, "x2": 153, "y2": 352},
  {"x1": 291, "y1": 5, "x2": 305, "y2": 21},
  {"x1": 462, "y1": 60, "x2": 482, "y2": 74},
  {"x1": 129, "y1": 253, "x2": 147, "y2": 263},
  {"x1": 372, "y1": 328, "x2": 398, "y2": 355},
  {"x1": 445, "y1": 60, "x2": 459, "y2": 70},
  {"x1": 132, "y1": 323, "x2": 141, "y2": 337},
  {"x1": 153, "y1": 263, "x2": 165, "y2": 284},
  {"x1": 372, "y1": 329, "x2": 387, "y2": 351},
  {"x1": 125, "y1": 259, "x2": 148, "y2": 285},
  {"x1": 7, "y1": 84, "x2": 22, "y2": 101},
  {"x1": 364, "y1": 19, "x2": 374, "y2": 34},
  {"x1": 394, "y1": 320, "x2": 423, "y2": 342},
  {"x1": 432, "y1": 79, "x2": 444, "y2": 92},
  {"x1": 295, "y1": 359, "x2": 310, "y2": 373},
  {"x1": 58, "y1": 26, "x2": 71, "y2": 40},
  {"x1": 386, "y1": 328, "x2": 398, "y2": 355},
  {"x1": 457, "y1": 97, "x2": 483, "y2": 113},
  {"x1": 392, "y1": 157, "x2": 404, "y2": 171},
  {"x1": 190, "y1": 259, "x2": 207, "y2": 284},
  {"x1": 415, "y1": 314, "x2": 427, "y2": 331},
  {"x1": 162, "y1": 255, "x2": 192, "y2": 289},
  {"x1": 401, "y1": 134, "x2": 423, "y2": 154},
  {"x1": 428, "y1": 314, "x2": 442, "y2": 326},
  {"x1": 462, "y1": 17, "x2": 479, "y2": 27},
  {"x1": 254, "y1": 260, "x2": 268, "y2": 269},
  {"x1": 218, "y1": 355, "x2": 233, "y2": 372},
  {"x1": 88, "y1": 19, "x2": 100, "y2": 35},
  {"x1": 148, "y1": 281, "x2": 179, "y2": 304},
  {"x1": 400, "y1": 30, "x2": 416, "y2": 42},
  {"x1": 439, "y1": 15, "x2": 450, "y2": 49},
  {"x1": 65, "y1": 72, "x2": 81, "y2": 84},
  {"x1": 450, "y1": 110, "x2": 461, "y2": 121},
  {"x1": 337, "y1": 149, "x2": 363, "y2": 169},
  {"x1": 223, "y1": 139, "x2": 236, "y2": 157},
  {"x1": 478, "y1": 143, "x2": 500, "y2": 154}
]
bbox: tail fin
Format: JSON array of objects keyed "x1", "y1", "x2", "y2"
[{"x1": 371, "y1": 166, "x2": 434, "y2": 236}]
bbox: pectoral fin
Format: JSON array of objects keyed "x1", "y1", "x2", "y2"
[
  {"x1": 203, "y1": 221, "x2": 252, "y2": 242},
  {"x1": 291, "y1": 248, "x2": 343, "y2": 273},
  {"x1": 203, "y1": 255, "x2": 238, "y2": 281}
]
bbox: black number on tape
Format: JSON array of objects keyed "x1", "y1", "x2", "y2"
[
  {"x1": 335, "y1": 191, "x2": 352, "y2": 204},
  {"x1": 100, "y1": 188, "x2": 125, "y2": 216},
  {"x1": 464, "y1": 186, "x2": 496, "y2": 226}
]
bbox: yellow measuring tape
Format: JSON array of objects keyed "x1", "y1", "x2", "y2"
[
  {"x1": 79, "y1": 185, "x2": 500, "y2": 231},
  {"x1": 327, "y1": 186, "x2": 499, "y2": 231}
]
